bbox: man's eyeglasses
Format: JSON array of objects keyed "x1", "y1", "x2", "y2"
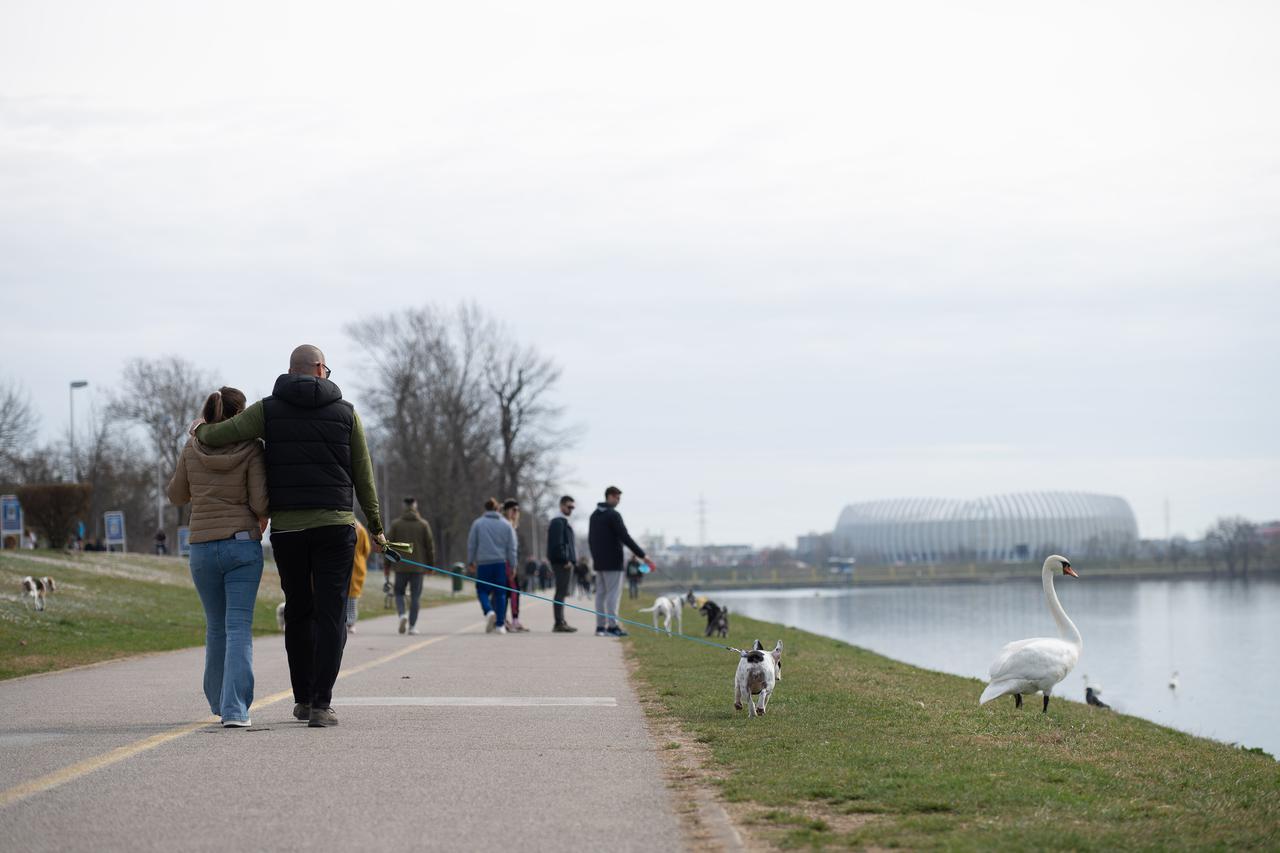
[{"x1": 318, "y1": 363, "x2": 332, "y2": 379}]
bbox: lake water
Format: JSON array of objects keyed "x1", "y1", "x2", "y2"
[{"x1": 713, "y1": 576, "x2": 1279, "y2": 757}]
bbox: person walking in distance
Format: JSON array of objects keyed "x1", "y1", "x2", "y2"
[
  {"x1": 468, "y1": 498, "x2": 517, "y2": 634},
  {"x1": 588, "y1": 486, "x2": 654, "y2": 637},
  {"x1": 626, "y1": 556, "x2": 644, "y2": 600},
  {"x1": 546, "y1": 495, "x2": 579, "y2": 633},
  {"x1": 193, "y1": 345, "x2": 384, "y2": 728},
  {"x1": 388, "y1": 497, "x2": 436, "y2": 635},
  {"x1": 346, "y1": 521, "x2": 372, "y2": 634},
  {"x1": 500, "y1": 499, "x2": 528, "y2": 632}
]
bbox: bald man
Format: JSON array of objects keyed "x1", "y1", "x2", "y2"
[{"x1": 194, "y1": 344, "x2": 385, "y2": 728}]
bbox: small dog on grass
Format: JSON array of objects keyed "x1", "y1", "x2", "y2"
[
  {"x1": 700, "y1": 600, "x2": 730, "y2": 638},
  {"x1": 638, "y1": 594, "x2": 684, "y2": 636},
  {"x1": 20, "y1": 576, "x2": 55, "y2": 611},
  {"x1": 734, "y1": 639, "x2": 783, "y2": 717}
]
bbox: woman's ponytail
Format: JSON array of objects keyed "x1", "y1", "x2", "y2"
[{"x1": 201, "y1": 390, "x2": 223, "y2": 425}]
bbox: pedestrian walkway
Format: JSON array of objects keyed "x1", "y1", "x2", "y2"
[{"x1": 0, "y1": 594, "x2": 685, "y2": 852}]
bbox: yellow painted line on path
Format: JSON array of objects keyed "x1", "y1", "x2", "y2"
[{"x1": 0, "y1": 620, "x2": 484, "y2": 810}]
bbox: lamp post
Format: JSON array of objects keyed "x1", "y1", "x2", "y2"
[{"x1": 69, "y1": 381, "x2": 88, "y2": 481}]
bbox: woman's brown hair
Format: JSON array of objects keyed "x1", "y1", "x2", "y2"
[
  {"x1": 483, "y1": 497, "x2": 499, "y2": 512},
  {"x1": 201, "y1": 386, "x2": 246, "y2": 424}
]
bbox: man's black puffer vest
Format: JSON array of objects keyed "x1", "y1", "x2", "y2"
[{"x1": 262, "y1": 374, "x2": 355, "y2": 512}]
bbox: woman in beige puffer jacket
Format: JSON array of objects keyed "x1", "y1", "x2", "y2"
[{"x1": 167, "y1": 386, "x2": 268, "y2": 728}]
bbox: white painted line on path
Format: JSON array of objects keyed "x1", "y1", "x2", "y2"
[{"x1": 331, "y1": 696, "x2": 618, "y2": 707}]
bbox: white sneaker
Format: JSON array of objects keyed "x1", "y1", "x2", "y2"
[
  {"x1": 222, "y1": 719, "x2": 251, "y2": 728},
  {"x1": 408, "y1": 626, "x2": 420, "y2": 635},
  {"x1": 495, "y1": 625, "x2": 507, "y2": 634},
  {"x1": 398, "y1": 615, "x2": 408, "y2": 635},
  {"x1": 485, "y1": 611, "x2": 497, "y2": 633},
  {"x1": 510, "y1": 618, "x2": 527, "y2": 633}
]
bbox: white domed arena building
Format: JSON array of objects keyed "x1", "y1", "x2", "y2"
[{"x1": 834, "y1": 492, "x2": 1139, "y2": 564}]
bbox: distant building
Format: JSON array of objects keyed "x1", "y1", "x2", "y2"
[
  {"x1": 796, "y1": 531, "x2": 832, "y2": 561},
  {"x1": 833, "y1": 492, "x2": 1139, "y2": 564}
]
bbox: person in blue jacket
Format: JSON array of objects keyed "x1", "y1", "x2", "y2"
[{"x1": 467, "y1": 497, "x2": 518, "y2": 634}]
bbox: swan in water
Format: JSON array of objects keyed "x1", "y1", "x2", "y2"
[{"x1": 979, "y1": 555, "x2": 1081, "y2": 713}]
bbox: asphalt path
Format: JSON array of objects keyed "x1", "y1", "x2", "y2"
[{"x1": 0, "y1": 592, "x2": 685, "y2": 852}]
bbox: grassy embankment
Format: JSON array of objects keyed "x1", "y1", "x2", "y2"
[
  {"x1": 0, "y1": 550, "x2": 456, "y2": 680},
  {"x1": 621, "y1": 600, "x2": 1279, "y2": 850}
]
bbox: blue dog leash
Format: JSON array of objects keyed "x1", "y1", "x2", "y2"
[{"x1": 383, "y1": 548, "x2": 738, "y2": 653}]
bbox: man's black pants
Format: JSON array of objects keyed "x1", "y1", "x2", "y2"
[
  {"x1": 552, "y1": 562, "x2": 573, "y2": 625},
  {"x1": 271, "y1": 525, "x2": 356, "y2": 708}
]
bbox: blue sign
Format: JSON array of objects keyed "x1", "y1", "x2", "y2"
[
  {"x1": 178, "y1": 526, "x2": 191, "y2": 557},
  {"x1": 0, "y1": 495, "x2": 20, "y2": 535},
  {"x1": 104, "y1": 511, "x2": 127, "y2": 551}
]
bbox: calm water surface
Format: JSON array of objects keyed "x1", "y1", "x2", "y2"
[{"x1": 715, "y1": 576, "x2": 1279, "y2": 757}]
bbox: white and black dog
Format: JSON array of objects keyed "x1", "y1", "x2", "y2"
[
  {"x1": 734, "y1": 639, "x2": 783, "y2": 717},
  {"x1": 275, "y1": 601, "x2": 287, "y2": 632},
  {"x1": 638, "y1": 594, "x2": 684, "y2": 636},
  {"x1": 20, "y1": 576, "x2": 55, "y2": 611}
]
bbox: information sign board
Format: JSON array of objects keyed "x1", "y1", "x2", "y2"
[{"x1": 104, "y1": 511, "x2": 127, "y2": 552}]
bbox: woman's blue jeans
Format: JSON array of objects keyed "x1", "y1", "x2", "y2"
[
  {"x1": 189, "y1": 538, "x2": 263, "y2": 723},
  {"x1": 475, "y1": 562, "x2": 508, "y2": 627}
]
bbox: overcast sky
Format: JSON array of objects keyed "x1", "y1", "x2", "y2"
[{"x1": 2, "y1": 1, "x2": 1277, "y2": 547}]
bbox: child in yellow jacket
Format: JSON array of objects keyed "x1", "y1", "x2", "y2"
[{"x1": 346, "y1": 522, "x2": 372, "y2": 633}]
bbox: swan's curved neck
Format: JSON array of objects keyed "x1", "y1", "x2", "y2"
[{"x1": 1043, "y1": 569, "x2": 1082, "y2": 649}]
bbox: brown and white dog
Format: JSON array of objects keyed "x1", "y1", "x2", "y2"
[
  {"x1": 20, "y1": 576, "x2": 55, "y2": 611},
  {"x1": 734, "y1": 639, "x2": 783, "y2": 717}
]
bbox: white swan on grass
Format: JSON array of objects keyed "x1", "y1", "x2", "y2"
[{"x1": 979, "y1": 555, "x2": 1081, "y2": 713}]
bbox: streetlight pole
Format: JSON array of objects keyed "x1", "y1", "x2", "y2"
[{"x1": 69, "y1": 381, "x2": 88, "y2": 481}]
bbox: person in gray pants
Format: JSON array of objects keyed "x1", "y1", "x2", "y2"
[{"x1": 587, "y1": 486, "x2": 654, "y2": 637}]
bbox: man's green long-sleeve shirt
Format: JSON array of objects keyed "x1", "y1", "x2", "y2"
[{"x1": 194, "y1": 400, "x2": 383, "y2": 536}]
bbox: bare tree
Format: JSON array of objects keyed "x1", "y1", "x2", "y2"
[
  {"x1": 108, "y1": 357, "x2": 215, "y2": 536},
  {"x1": 73, "y1": 407, "x2": 154, "y2": 546},
  {"x1": 1205, "y1": 516, "x2": 1262, "y2": 576},
  {"x1": 348, "y1": 302, "x2": 572, "y2": 565},
  {"x1": 484, "y1": 337, "x2": 564, "y2": 500},
  {"x1": 0, "y1": 380, "x2": 38, "y2": 478},
  {"x1": 348, "y1": 304, "x2": 501, "y2": 562},
  {"x1": 109, "y1": 357, "x2": 214, "y2": 475}
]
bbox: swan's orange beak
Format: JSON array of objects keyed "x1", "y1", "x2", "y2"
[{"x1": 1063, "y1": 566, "x2": 1079, "y2": 578}]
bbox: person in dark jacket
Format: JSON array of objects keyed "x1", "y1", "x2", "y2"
[
  {"x1": 546, "y1": 495, "x2": 578, "y2": 632},
  {"x1": 388, "y1": 497, "x2": 436, "y2": 636},
  {"x1": 193, "y1": 344, "x2": 384, "y2": 729},
  {"x1": 588, "y1": 486, "x2": 653, "y2": 637},
  {"x1": 626, "y1": 556, "x2": 644, "y2": 599}
]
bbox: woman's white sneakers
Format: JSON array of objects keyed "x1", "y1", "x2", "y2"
[
  {"x1": 222, "y1": 719, "x2": 251, "y2": 728},
  {"x1": 398, "y1": 615, "x2": 409, "y2": 634},
  {"x1": 485, "y1": 611, "x2": 497, "y2": 633}
]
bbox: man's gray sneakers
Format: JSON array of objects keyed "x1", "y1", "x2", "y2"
[
  {"x1": 308, "y1": 707, "x2": 339, "y2": 727},
  {"x1": 293, "y1": 703, "x2": 311, "y2": 721}
]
